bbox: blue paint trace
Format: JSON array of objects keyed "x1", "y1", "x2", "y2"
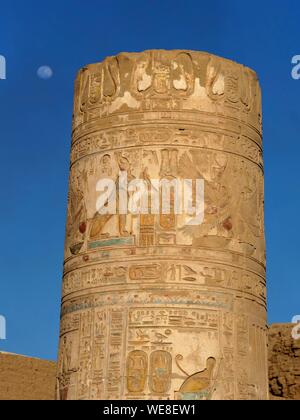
[{"x1": 88, "y1": 236, "x2": 135, "y2": 249}]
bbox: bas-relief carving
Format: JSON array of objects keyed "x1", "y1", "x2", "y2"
[
  {"x1": 125, "y1": 307, "x2": 220, "y2": 399},
  {"x1": 62, "y1": 262, "x2": 265, "y2": 306},
  {"x1": 177, "y1": 150, "x2": 264, "y2": 262},
  {"x1": 73, "y1": 51, "x2": 261, "y2": 134},
  {"x1": 149, "y1": 351, "x2": 172, "y2": 394},
  {"x1": 65, "y1": 170, "x2": 87, "y2": 256},
  {"x1": 175, "y1": 356, "x2": 217, "y2": 400},
  {"x1": 126, "y1": 351, "x2": 148, "y2": 394},
  {"x1": 125, "y1": 350, "x2": 173, "y2": 396},
  {"x1": 57, "y1": 332, "x2": 79, "y2": 400},
  {"x1": 57, "y1": 304, "x2": 267, "y2": 399},
  {"x1": 58, "y1": 50, "x2": 267, "y2": 400},
  {"x1": 70, "y1": 129, "x2": 263, "y2": 170},
  {"x1": 65, "y1": 146, "x2": 265, "y2": 265}
]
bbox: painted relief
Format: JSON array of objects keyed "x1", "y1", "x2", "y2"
[
  {"x1": 126, "y1": 351, "x2": 148, "y2": 393},
  {"x1": 175, "y1": 357, "x2": 217, "y2": 400},
  {"x1": 149, "y1": 351, "x2": 172, "y2": 394},
  {"x1": 58, "y1": 50, "x2": 267, "y2": 400}
]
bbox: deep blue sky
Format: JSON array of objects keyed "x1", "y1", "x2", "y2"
[{"x1": 0, "y1": 0, "x2": 299, "y2": 361}]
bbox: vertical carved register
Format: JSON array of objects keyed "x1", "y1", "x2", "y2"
[{"x1": 57, "y1": 50, "x2": 267, "y2": 400}]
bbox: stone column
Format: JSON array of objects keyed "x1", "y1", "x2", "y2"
[{"x1": 57, "y1": 50, "x2": 267, "y2": 400}]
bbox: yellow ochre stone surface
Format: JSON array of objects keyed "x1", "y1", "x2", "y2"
[
  {"x1": 56, "y1": 49, "x2": 267, "y2": 400},
  {"x1": 2, "y1": 51, "x2": 299, "y2": 402},
  {"x1": 0, "y1": 352, "x2": 56, "y2": 400},
  {"x1": 269, "y1": 324, "x2": 300, "y2": 400},
  {"x1": 1, "y1": 326, "x2": 299, "y2": 400}
]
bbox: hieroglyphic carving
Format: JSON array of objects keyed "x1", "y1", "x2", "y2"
[
  {"x1": 175, "y1": 357, "x2": 216, "y2": 400},
  {"x1": 57, "y1": 332, "x2": 79, "y2": 400},
  {"x1": 126, "y1": 351, "x2": 148, "y2": 394},
  {"x1": 77, "y1": 310, "x2": 93, "y2": 399},
  {"x1": 236, "y1": 314, "x2": 249, "y2": 356},
  {"x1": 58, "y1": 50, "x2": 267, "y2": 400},
  {"x1": 128, "y1": 307, "x2": 219, "y2": 330},
  {"x1": 71, "y1": 129, "x2": 262, "y2": 169},
  {"x1": 149, "y1": 351, "x2": 172, "y2": 394},
  {"x1": 65, "y1": 169, "x2": 87, "y2": 256},
  {"x1": 73, "y1": 51, "x2": 261, "y2": 135},
  {"x1": 129, "y1": 264, "x2": 161, "y2": 282},
  {"x1": 91, "y1": 309, "x2": 108, "y2": 398},
  {"x1": 60, "y1": 291, "x2": 232, "y2": 319},
  {"x1": 62, "y1": 261, "x2": 265, "y2": 305},
  {"x1": 107, "y1": 309, "x2": 125, "y2": 399}
]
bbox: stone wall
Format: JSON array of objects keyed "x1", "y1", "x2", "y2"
[
  {"x1": 268, "y1": 324, "x2": 300, "y2": 400},
  {"x1": 0, "y1": 352, "x2": 56, "y2": 400}
]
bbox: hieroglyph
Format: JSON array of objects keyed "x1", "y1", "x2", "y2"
[{"x1": 57, "y1": 50, "x2": 267, "y2": 400}]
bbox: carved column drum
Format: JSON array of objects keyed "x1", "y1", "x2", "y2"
[{"x1": 57, "y1": 50, "x2": 267, "y2": 400}]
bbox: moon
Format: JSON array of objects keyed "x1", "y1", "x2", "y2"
[{"x1": 37, "y1": 66, "x2": 53, "y2": 80}]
